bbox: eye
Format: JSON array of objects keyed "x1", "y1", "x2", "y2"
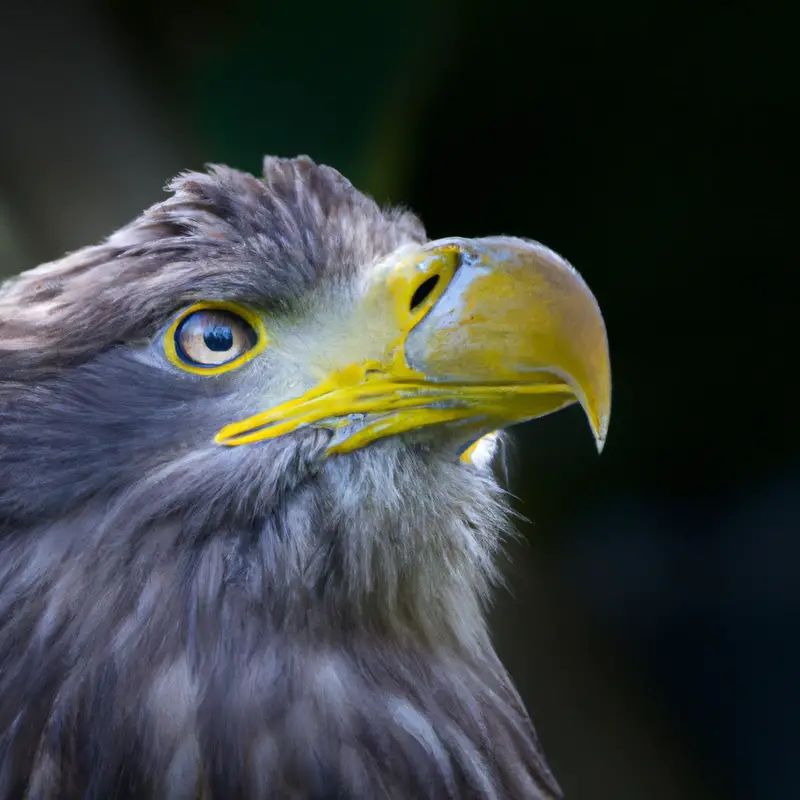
[{"x1": 165, "y1": 303, "x2": 265, "y2": 374}]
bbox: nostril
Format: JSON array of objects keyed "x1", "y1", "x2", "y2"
[{"x1": 410, "y1": 275, "x2": 440, "y2": 311}]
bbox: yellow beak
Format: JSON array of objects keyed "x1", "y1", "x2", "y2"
[{"x1": 216, "y1": 236, "x2": 611, "y2": 458}]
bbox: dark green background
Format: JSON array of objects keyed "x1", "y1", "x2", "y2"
[{"x1": 0, "y1": 1, "x2": 795, "y2": 797}]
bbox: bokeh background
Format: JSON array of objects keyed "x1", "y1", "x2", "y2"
[{"x1": 0, "y1": 1, "x2": 795, "y2": 797}]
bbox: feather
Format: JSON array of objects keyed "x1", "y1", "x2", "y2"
[{"x1": 0, "y1": 157, "x2": 562, "y2": 798}]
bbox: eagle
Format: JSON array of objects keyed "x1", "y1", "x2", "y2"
[{"x1": 0, "y1": 156, "x2": 610, "y2": 799}]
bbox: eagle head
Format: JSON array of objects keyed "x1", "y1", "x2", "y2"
[{"x1": 0, "y1": 157, "x2": 610, "y2": 798}]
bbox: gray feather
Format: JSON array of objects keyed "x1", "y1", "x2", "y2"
[{"x1": 0, "y1": 156, "x2": 562, "y2": 798}]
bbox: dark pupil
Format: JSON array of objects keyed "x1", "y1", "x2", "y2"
[{"x1": 203, "y1": 325, "x2": 234, "y2": 352}]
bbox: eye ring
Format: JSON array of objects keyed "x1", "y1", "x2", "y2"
[
  {"x1": 164, "y1": 301, "x2": 267, "y2": 375},
  {"x1": 174, "y1": 310, "x2": 255, "y2": 367}
]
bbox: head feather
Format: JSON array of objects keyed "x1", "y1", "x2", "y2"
[{"x1": 0, "y1": 156, "x2": 561, "y2": 799}]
